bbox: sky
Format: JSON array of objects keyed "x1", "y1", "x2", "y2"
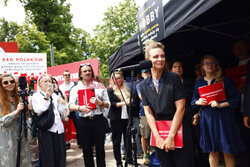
[{"x1": 0, "y1": 0, "x2": 145, "y2": 34}]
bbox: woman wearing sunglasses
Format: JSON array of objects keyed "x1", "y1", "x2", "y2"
[
  {"x1": 0, "y1": 73, "x2": 31, "y2": 166},
  {"x1": 191, "y1": 55, "x2": 245, "y2": 167}
]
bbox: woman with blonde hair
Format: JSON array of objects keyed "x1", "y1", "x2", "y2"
[
  {"x1": 139, "y1": 40, "x2": 194, "y2": 167},
  {"x1": 31, "y1": 74, "x2": 67, "y2": 167},
  {"x1": 107, "y1": 70, "x2": 132, "y2": 167},
  {"x1": 0, "y1": 73, "x2": 31, "y2": 166},
  {"x1": 191, "y1": 55, "x2": 245, "y2": 167}
]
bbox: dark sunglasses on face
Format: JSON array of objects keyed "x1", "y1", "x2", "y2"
[
  {"x1": 3, "y1": 80, "x2": 15, "y2": 85},
  {"x1": 64, "y1": 74, "x2": 70, "y2": 76}
]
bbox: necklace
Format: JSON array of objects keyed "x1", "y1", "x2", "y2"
[{"x1": 152, "y1": 78, "x2": 159, "y2": 92}]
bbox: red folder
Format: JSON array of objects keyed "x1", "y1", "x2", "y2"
[
  {"x1": 65, "y1": 90, "x2": 70, "y2": 99},
  {"x1": 225, "y1": 64, "x2": 247, "y2": 89},
  {"x1": 150, "y1": 121, "x2": 183, "y2": 148},
  {"x1": 198, "y1": 82, "x2": 226, "y2": 105},
  {"x1": 78, "y1": 89, "x2": 96, "y2": 110}
]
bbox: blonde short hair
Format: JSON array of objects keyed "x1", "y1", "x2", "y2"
[
  {"x1": 37, "y1": 74, "x2": 52, "y2": 91},
  {"x1": 144, "y1": 39, "x2": 165, "y2": 59}
]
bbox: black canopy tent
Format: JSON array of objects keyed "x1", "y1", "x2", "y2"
[{"x1": 108, "y1": 0, "x2": 250, "y2": 77}]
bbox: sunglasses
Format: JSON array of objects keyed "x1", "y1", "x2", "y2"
[
  {"x1": 3, "y1": 80, "x2": 15, "y2": 85},
  {"x1": 80, "y1": 63, "x2": 91, "y2": 67},
  {"x1": 64, "y1": 74, "x2": 70, "y2": 76}
]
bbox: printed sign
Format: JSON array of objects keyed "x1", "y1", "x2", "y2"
[
  {"x1": 137, "y1": 0, "x2": 165, "y2": 48},
  {"x1": 0, "y1": 53, "x2": 47, "y2": 76},
  {"x1": 198, "y1": 82, "x2": 226, "y2": 105}
]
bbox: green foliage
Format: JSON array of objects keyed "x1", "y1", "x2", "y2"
[
  {"x1": 20, "y1": 0, "x2": 89, "y2": 64},
  {"x1": 0, "y1": 18, "x2": 19, "y2": 41},
  {"x1": 88, "y1": 0, "x2": 139, "y2": 80},
  {"x1": 1, "y1": 0, "x2": 139, "y2": 74}
]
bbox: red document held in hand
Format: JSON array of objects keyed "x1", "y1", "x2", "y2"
[
  {"x1": 65, "y1": 90, "x2": 70, "y2": 99},
  {"x1": 198, "y1": 82, "x2": 226, "y2": 105},
  {"x1": 225, "y1": 64, "x2": 247, "y2": 90},
  {"x1": 150, "y1": 121, "x2": 183, "y2": 148},
  {"x1": 78, "y1": 89, "x2": 96, "y2": 110}
]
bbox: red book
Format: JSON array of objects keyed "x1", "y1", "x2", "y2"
[
  {"x1": 150, "y1": 121, "x2": 183, "y2": 148},
  {"x1": 78, "y1": 89, "x2": 96, "y2": 110},
  {"x1": 198, "y1": 82, "x2": 226, "y2": 105}
]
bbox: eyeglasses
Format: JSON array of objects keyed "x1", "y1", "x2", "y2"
[
  {"x1": 3, "y1": 80, "x2": 15, "y2": 85},
  {"x1": 63, "y1": 74, "x2": 70, "y2": 76},
  {"x1": 204, "y1": 62, "x2": 216, "y2": 66},
  {"x1": 80, "y1": 63, "x2": 91, "y2": 67}
]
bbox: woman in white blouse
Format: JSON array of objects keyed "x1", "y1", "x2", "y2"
[{"x1": 32, "y1": 74, "x2": 67, "y2": 167}]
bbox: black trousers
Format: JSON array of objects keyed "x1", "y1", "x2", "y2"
[
  {"x1": 110, "y1": 119, "x2": 129, "y2": 165},
  {"x1": 77, "y1": 115, "x2": 107, "y2": 167},
  {"x1": 38, "y1": 131, "x2": 66, "y2": 167}
]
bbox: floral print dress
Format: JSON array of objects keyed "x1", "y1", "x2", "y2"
[{"x1": 0, "y1": 103, "x2": 31, "y2": 167}]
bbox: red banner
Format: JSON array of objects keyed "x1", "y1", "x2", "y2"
[
  {"x1": 225, "y1": 64, "x2": 247, "y2": 89},
  {"x1": 198, "y1": 82, "x2": 226, "y2": 105},
  {"x1": 150, "y1": 121, "x2": 183, "y2": 148},
  {"x1": 0, "y1": 42, "x2": 18, "y2": 53},
  {"x1": 47, "y1": 58, "x2": 99, "y2": 85}
]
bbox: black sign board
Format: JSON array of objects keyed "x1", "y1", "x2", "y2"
[{"x1": 137, "y1": 0, "x2": 165, "y2": 49}]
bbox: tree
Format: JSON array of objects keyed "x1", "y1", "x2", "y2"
[
  {"x1": 88, "y1": 0, "x2": 139, "y2": 80},
  {"x1": 0, "y1": 18, "x2": 19, "y2": 41},
  {"x1": 20, "y1": 0, "x2": 90, "y2": 64}
]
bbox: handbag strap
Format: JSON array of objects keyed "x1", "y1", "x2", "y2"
[
  {"x1": 40, "y1": 92, "x2": 54, "y2": 109},
  {"x1": 197, "y1": 107, "x2": 202, "y2": 115},
  {"x1": 40, "y1": 92, "x2": 53, "y2": 102}
]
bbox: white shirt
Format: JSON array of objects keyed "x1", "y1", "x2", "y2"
[
  {"x1": 59, "y1": 81, "x2": 75, "y2": 97},
  {"x1": 121, "y1": 92, "x2": 129, "y2": 119},
  {"x1": 31, "y1": 91, "x2": 66, "y2": 134},
  {"x1": 69, "y1": 81, "x2": 110, "y2": 117},
  {"x1": 238, "y1": 57, "x2": 250, "y2": 66}
]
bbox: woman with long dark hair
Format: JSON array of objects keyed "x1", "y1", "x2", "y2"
[{"x1": 0, "y1": 73, "x2": 31, "y2": 166}]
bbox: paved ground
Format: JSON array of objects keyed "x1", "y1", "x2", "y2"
[{"x1": 66, "y1": 139, "x2": 146, "y2": 167}]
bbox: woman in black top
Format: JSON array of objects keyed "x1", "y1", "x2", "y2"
[
  {"x1": 139, "y1": 40, "x2": 193, "y2": 167},
  {"x1": 170, "y1": 60, "x2": 209, "y2": 167},
  {"x1": 107, "y1": 70, "x2": 132, "y2": 167}
]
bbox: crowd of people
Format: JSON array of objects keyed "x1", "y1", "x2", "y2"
[{"x1": 0, "y1": 39, "x2": 249, "y2": 167}]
